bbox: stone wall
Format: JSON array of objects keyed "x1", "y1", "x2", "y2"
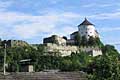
[
  {"x1": 80, "y1": 46, "x2": 102, "y2": 56},
  {"x1": 43, "y1": 43, "x2": 102, "y2": 57},
  {"x1": 43, "y1": 35, "x2": 66, "y2": 46},
  {"x1": 43, "y1": 43, "x2": 78, "y2": 56}
]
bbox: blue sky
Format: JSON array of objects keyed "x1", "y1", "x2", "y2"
[{"x1": 0, "y1": 0, "x2": 120, "y2": 52}]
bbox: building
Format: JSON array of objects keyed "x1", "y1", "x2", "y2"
[
  {"x1": 43, "y1": 35, "x2": 66, "y2": 46},
  {"x1": 42, "y1": 18, "x2": 102, "y2": 57},
  {"x1": 66, "y1": 39, "x2": 75, "y2": 45},
  {"x1": 1, "y1": 40, "x2": 29, "y2": 47},
  {"x1": 20, "y1": 59, "x2": 34, "y2": 72},
  {"x1": 68, "y1": 31, "x2": 79, "y2": 45},
  {"x1": 70, "y1": 31, "x2": 79, "y2": 40},
  {"x1": 68, "y1": 18, "x2": 99, "y2": 45},
  {"x1": 78, "y1": 18, "x2": 99, "y2": 39}
]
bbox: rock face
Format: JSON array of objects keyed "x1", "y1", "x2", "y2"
[{"x1": 0, "y1": 72, "x2": 88, "y2": 80}]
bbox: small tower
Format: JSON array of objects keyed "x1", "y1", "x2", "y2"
[{"x1": 78, "y1": 18, "x2": 99, "y2": 39}]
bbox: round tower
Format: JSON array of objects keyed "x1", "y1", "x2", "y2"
[{"x1": 78, "y1": 18, "x2": 99, "y2": 39}]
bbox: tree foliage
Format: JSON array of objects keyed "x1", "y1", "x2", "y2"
[
  {"x1": 86, "y1": 45, "x2": 120, "y2": 80},
  {"x1": 102, "y1": 44, "x2": 119, "y2": 56},
  {"x1": 87, "y1": 54, "x2": 120, "y2": 80},
  {"x1": 0, "y1": 41, "x2": 119, "y2": 80},
  {"x1": 74, "y1": 35, "x2": 103, "y2": 48},
  {"x1": 74, "y1": 33, "x2": 81, "y2": 46}
]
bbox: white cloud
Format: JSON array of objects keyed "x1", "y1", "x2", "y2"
[
  {"x1": 82, "y1": 3, "x2": 119, "y2": 8},
  {"x1": 49, "y1": 26, "x2": 77, "y2": 37},
  {"x1": 98, "y1": 27, "x2": 120, "y2": 32},
  {"x1": 88, "y1": 11, "x2": 120, "y2": 19},
  {"x1": 14, "y1": 22, "x2": 55, "y2": 38},
  {"x1": 0, "y1": 1, "x2": 13, "y2": 11},
  {"x1": 116, "y1": 8, "x2": 120, "y2": 11},
  {"x1": 0, "y1": 10, "x2": 81, "y2": 39},
  {"x1": 48, "y1": 0, "x2": 62, "y2": 4},
  {"x1": 82, "y1": 3, "x2": 97, "y2": 8},
  {"x1": 13, "y1": 12, "x2": 79, "y2": 39},
  {"x1": 0, "y1": 12, "x2": 28, "y2": 24}
]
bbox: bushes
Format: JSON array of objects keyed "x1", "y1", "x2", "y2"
[
  {"x1": 74, "y1": 34, "x2": 104, "y2": 47},
  {"x1": 0, "y1": 45, "x2": 92, "y2": 72},
  {"x1": 87, "y1": 55, "x2": 120, "y2": 80}
]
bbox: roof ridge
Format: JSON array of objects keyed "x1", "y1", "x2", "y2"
[{"x1": 78, "y1": 18, "x2": 94, "y2": 26}]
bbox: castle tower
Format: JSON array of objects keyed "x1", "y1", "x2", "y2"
[{"x1": 78, "y1": 18, "x2": 99, "y2": 39}]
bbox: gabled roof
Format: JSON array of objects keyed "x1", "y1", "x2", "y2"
[{"x1": 78, "y1": 18, "x2": 94, "y2": 26}]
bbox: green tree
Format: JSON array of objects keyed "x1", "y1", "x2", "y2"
[
  {"x1": 81, "y1": 36, "x2": 88, "y2": 46},
  {"x1": 87, "y1": 54, "x2": 120, "y2": 80},
  {"x1": 74, "y1": 33, "x2": 81, "y2": 46},
  {"x1": 60, "y1": 58, "x2": 73, "y2": 71},
  {"x1": 95, "y1": 37, "x2": 104, "y2": 48},
  {"x1": 88, "y1": 36, "x2": 96, "y2": 46},
  {"x1": 102, "y1": 45, "x2": 119, "y2": 56}
]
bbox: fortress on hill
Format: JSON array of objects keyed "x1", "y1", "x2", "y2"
[
  {"x1": 42, "y1": 18, "x2": 102, "y2": 56},
  {"x1": 0, "y1": 18, "x2": 102, "y2": 57}
]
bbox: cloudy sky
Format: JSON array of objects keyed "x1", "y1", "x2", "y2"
[{"x1": 0, "y1": 0, "x2": 120, "y2": 51}]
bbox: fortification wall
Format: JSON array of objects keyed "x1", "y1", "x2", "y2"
[
  {"x1": 43, "y1": 43, "x2": 78, "y2": 56},
  {"x1": 43, "y1": 43, "x2": 102, "y2": 56}
]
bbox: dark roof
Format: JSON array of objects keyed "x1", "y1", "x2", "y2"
[
  {"x1": 78, "y1": 18, "x2": 94, "y2": 26},
  {"x1": 71, "y1": 31, "x2": 79, "y2": 35}
]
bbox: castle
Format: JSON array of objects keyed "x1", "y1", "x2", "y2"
[
  {"x1": 0, "y1": 18, "x2": 102, "y2": 57},
  {"x1": 78, "y1": 18, "x2": 99, "y2": 39},
  {"x1": 43, "y1": 18, "x2": 102, "y2": 56}
]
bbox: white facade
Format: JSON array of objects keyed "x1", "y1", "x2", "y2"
[
  {"x1": 92, "y1": 49, "x2": 102, "y2": 56},
  {"x1": 78, "y1": 18, "x2": 99, "y2": 39},
  {"x1": 78, "y1": 25, "x2": 96, "y2": 39}
]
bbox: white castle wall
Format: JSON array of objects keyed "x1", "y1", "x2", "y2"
[
  {"x1": 92, "y1": 49, "x2": 102, "y2": 56},
  {"x1": 80, "y1": 46, "x2": 102, "y2": 56},
  {"x1": 78, "y1": 25, "x2": 97, "y2": 39}
]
